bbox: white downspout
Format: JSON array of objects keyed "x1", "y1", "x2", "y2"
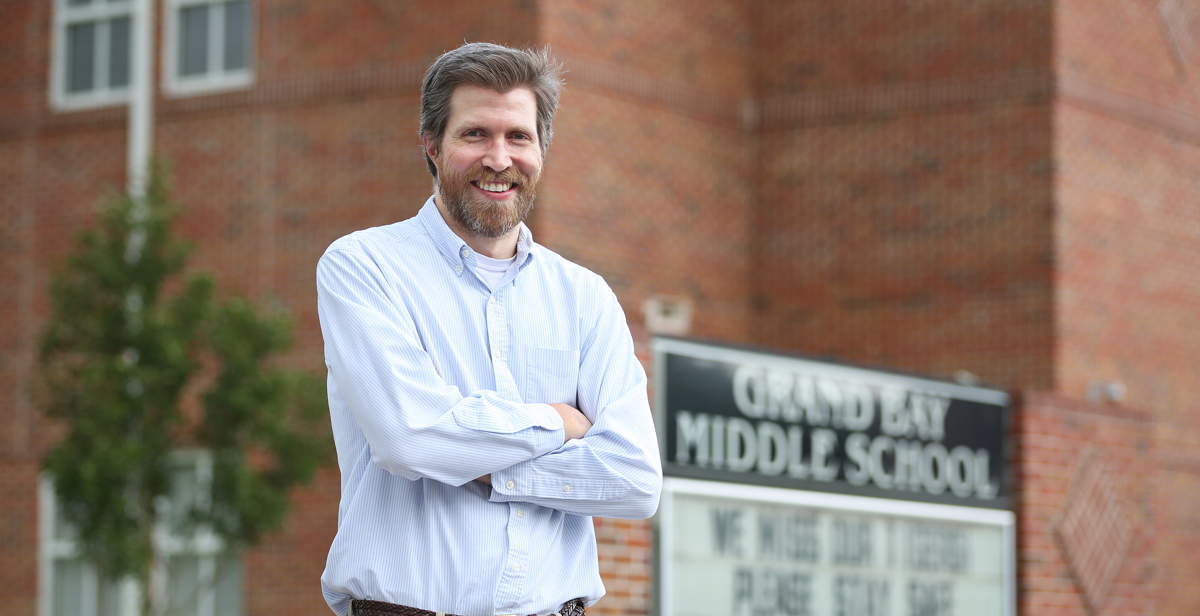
[
  {"x1": 127, "y1": 0, "x2": 154, "y2": 198},
  {"x1": 125, "y1": 3, "x2": 159, "y2": 615}
]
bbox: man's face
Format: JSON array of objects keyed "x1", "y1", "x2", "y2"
[{"x1": 425, "y1": 85, "x2": 544, "y2": 239}]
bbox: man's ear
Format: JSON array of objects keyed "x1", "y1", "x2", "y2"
[{"x1": 421, "y1": 132, "x2": 439, "y2": 161}]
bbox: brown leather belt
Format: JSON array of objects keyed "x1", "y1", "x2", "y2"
[{"x1": 350, "y1": 598, "x2": 585, "y2": 616}]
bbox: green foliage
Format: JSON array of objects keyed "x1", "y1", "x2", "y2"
[
  {"x1": 200, "y1": 299, "x2": 331, "y2": 544},
  {"x1": 38, "y1": 161, "x2": 331, "y2": 586}
]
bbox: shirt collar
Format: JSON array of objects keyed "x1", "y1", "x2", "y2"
[{"x1": 417, "y1": 196, "x2": 535, "y2": 277}]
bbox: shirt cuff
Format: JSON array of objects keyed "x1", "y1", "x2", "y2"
[
  {"x1": 527, "y1": 403, "x2": 565, "y2": 453},
  {"x1": 487, "y1": 456, "x2": 630, "y2": 504}
]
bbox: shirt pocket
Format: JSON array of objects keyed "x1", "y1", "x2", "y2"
[{"x1": 525, "y1": 347, "x2": 580, "y2": 407}]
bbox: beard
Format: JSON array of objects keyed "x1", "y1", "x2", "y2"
[{"x1": 437, "y1": 161, "x2": 541, "y2": 239}]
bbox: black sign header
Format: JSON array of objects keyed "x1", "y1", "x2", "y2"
[{"x1": 654, "y1": 338, "x2": 1011, "y2": 509}]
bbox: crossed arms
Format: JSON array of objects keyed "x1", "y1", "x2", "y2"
[{"x1": 316, "y1": 246, "x2": 662, "y2": 519}]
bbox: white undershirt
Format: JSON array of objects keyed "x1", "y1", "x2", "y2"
[{"x1": 474, "y1": 252, "x2": 516, "y2": 291}]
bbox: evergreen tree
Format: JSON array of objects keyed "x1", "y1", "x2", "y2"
[{"x1": 37, "y1": 162, "x2": 331, "y2": 615}]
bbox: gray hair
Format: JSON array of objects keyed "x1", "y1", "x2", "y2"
[{"x1": 420, "y1": 42, "x2": 564, "y2": 177}]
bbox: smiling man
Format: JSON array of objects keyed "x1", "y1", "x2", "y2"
[{"x1": 316, "y1": 43, "x2": 662, "y2": 616}]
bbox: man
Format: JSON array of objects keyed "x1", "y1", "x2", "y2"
[{"x1": 316, "y1": 42, "x2": 662, "y2": 616}]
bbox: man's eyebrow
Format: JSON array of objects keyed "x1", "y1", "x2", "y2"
[
  {"x1": 454, "y1": 123, "x2": 537, "y2": 139},
  {"x1": 510, "y1": 122, "x2": 538, "y2": 137}
]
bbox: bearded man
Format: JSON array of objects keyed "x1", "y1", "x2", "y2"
[{"x1": 316, "y1": 43, "x2": 662, "y2": 616}]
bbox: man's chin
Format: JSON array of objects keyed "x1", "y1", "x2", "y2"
[{"x1": 456, "y1": 201, "x2": 525, "y2": 238}]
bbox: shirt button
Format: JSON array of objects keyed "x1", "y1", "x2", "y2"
[
  {"x1": 516, "y1": 509, "x2": 524, "y2": 518},
  {"x1": 489, "y1": 296, "x2": 496, "y2": 304},
  {"x1": 454, "y1": 264, "x2": 462, "y2": 273},
  {"x1": 512, "y1": 563, "x2": 521, "y2": 571},
  {"x1": 563, "y1": 484, "x2": 571, "y2": 492},
  {"x1": 460, "y1": 246, "x2": 470, "y2": 257},
  {"x1": 505, "y1": 480, "x2": 515, "y2": 490}
]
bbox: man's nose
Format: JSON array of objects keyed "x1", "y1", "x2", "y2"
[{"x1": 481, "y1": 139, "x2": 512, "y2": 172}]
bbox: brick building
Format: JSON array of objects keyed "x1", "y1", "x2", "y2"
[{"x1": 1, "y1": 0, "x2": 1198, "y2": 615}]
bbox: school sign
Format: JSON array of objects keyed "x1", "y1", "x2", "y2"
[{"x1": 653, "y1": 338, "x2": 1014, "y2": 616}]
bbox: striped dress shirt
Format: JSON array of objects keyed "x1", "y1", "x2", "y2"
[{"x1": 317, "y1": 197, "x2": 663, "y2": 616}]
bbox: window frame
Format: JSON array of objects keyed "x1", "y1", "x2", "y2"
[
  {"x1": 162, "y1": 0, "x2": 255, "y2": 97},
  {"x1": 49, "y1": 0, "x2": 138, "y2": 111},
  {"x1": 38, "y1": 450, "x2": 243, "y2": 616}
]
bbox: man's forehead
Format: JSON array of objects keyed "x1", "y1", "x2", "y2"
[{"x1": 447, "y1": 85, "x2": 538, "y2": 125}]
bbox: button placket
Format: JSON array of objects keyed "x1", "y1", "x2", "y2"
[
  {"x1": 488, "y1": 290, "x2": 521, "y2": 400},
  {"x1": 498, "y1": 463, "x2": 531, "y2": 611}
]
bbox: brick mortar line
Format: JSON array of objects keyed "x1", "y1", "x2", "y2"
[
  {"x1": 5, "y1": 64, "x2": 1199, "y2": 143},
  {"x1": 1017, "y1": 392, "x2": 1155, "y2": 424},
  {"x1": 559, "y1": 56, "x2": 748, "y2": 126},
  {"x1": 0, "y1": 64, "x2": 1055, "y2": 139},
  {"x1": 1159, "y1": 452, "x2": 1200, "y2": 475},
  {"x1": 758, "y1": 69, "x2": 1054, "y2": 128},
  {"x1": 1057, "y1": 71, "x2": 1200, "y2": 143}
]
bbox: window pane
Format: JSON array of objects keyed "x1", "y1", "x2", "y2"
[
  {"x1": 97, "y1": 578, "x2": 124, "y2": 616},
  {"x1": 166, "y1": 555, "x2": 201, "y2": 616},
  {"x1": 67, "y1": 22, "x2": 96, "y2": 93},
  {"x1": 180, "y1": 5, "x2": 209, "y2": 76},
  {"x1": 223, "y1": 0, "x2": 249, "y2": 71},
  {"x1": 53, "y1": 504, "x2": 78, "y2": 541},
  {"x1": 214, "y1": 551, "x2": 244, "y2": 616},
  {"x1": 108, "y1": 17, "x2": 131, "y2": 87},
  {"x1": 167, "y1": 458, "x2": 203, "y2": 535},
  {"x1": 52, "y1": 559, "x2": 85, "y2": 616}
]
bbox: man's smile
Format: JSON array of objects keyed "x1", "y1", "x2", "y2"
[{"x1": 472, "y1": 180, "x2": 517, "y2": 197}]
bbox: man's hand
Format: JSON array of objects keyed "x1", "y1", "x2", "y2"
[
  {"x1": 475, "y1": 404, "x2": 590, "y2": 484},
  {"x1": 551, "y1": 403, "x2": 592, "y2": 442}
]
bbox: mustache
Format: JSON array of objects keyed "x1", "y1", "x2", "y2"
[{"x1": 470, "y1": 168, "x2": 527, "y2": 185}]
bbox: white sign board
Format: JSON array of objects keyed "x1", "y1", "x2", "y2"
[{"x1": 659, "y1": 478, "x2": 1014, "y2": 616}]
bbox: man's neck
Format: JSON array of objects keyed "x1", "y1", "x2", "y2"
[{"x1": 433, "y1": 194, "x2": 521, "y2": 259}]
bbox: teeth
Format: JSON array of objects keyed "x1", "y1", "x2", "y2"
[{"x1": 477, "y1": 181, "x2": 513, "y2": 193}]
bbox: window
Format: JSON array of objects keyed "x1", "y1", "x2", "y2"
[
  {"x1": 50, "y1": 0, "x2": 136, "y2": 110},
  {"x1": 164, "y1": 0, "x2": 253, "y2": 95},
  {"x1": 39, "y1": 452, "x2": 243, "y2": 616}
]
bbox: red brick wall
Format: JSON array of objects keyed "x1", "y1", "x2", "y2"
[
  {"x1": 1056, "y1": 0, "x2": 1200, "y2": 113},
  {"x1": 1054, "y1": 107, "x2": 1200, "y2": 456},
  {"x1": 753, "y1": 0, "x2": 1052, "y2": 95},
  {"x1": 754, "y1": 104, "x2": 1056, "y2": 388},
  {"x1": 1014, "y1": 393, "x2": 1156, "y2": 616},
  {"x1": 0, "y1": 461, "x2": 39, "y2": 616},
  {"x1": 751, "y1": 0, "x2": 1056, "y2": 389},
  {"x1": 1053, "y1": 0, "x2": 1200, "y2": 614}
]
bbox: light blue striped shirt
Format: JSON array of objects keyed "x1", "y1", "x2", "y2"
[{"x1": 317, "y1": 198, "x2": 662, "y2": 616}]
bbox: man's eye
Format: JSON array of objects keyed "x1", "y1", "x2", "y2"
[
  {"x1": 465, "y1": 130, "x2": 483, "y2": 137},
  {"x1": 513, "y1": 133, "x2": 531, "y2": 141}
]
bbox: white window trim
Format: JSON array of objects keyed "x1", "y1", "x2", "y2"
[
  {"x1": 50, "y1": 0, "x2": 136, "y2": 111},
  {"x1": 39, "y1": 475, "x2": 141, "y2": 616},
  {"x1": 39, "y1": 450, "x2": 240, "y2": 616},
  {"x1": 162, "y1": 0, "x2": 254, "y2": 97}
]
